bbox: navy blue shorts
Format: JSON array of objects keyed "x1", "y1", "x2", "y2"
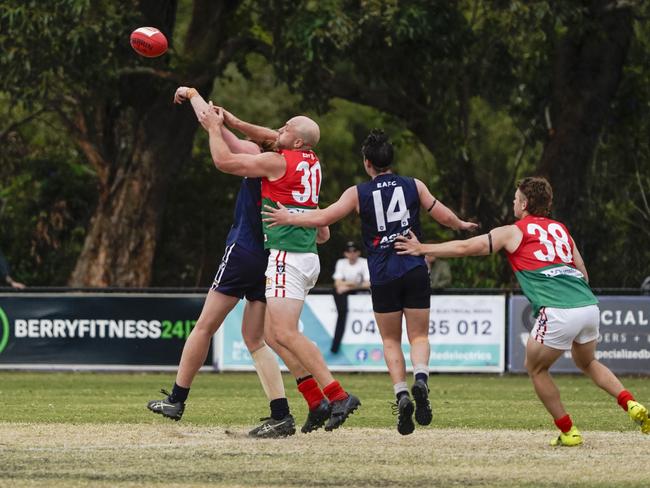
[
  {"x1": 370, "y1": 265, "x2": 430, "y2": 313},
  {"x1": 211, "y1": 243, "x2": 268, "y2": 302}
]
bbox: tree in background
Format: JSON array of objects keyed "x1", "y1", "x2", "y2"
[
  {"x1": 260, "y1": 0, "x2": 647, "y2": 286},
  {"x1": 1, "y1": 0, "x2": 254, "y2": 286},
  {"x1": 1, "y1": 0, "x2": 648, "y2": 288}
]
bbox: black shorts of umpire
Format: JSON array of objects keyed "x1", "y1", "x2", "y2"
[{"x1": 370, "y1": 266, "x2": 430, "y2": 313}]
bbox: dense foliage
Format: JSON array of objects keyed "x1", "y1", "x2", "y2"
[{"x1": 0, "y1": 0, "x2": 648, "y2": 288}]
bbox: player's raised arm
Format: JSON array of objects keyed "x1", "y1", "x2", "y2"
[
  {"x1": 262, "y1": 186, "x2": 359, "y2": 228},
  {"x1": 395, "y1": 225, "x2": 521, "y2": 257},
  {"x1": 174, "y1": 87, "x2": 261, "y2": 155},
  {"x1": 219, "y1": 125, "x2": 262, "y2": 155},
  {"x1": 222, "y1": 108, "x2": 279, "y2": 145},
  {"x1": 414, "y1": 179, "x2": 478, "y2": 232},
  {"x1": 198, "y1": 105, "x2": 284, "y2": 179}
]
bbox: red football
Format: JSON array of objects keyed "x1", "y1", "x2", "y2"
[{"x1": 130, "y1": 27, "x2": 168, "y2": 58}]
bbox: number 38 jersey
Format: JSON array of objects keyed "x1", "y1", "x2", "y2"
[
  {"x1": 262, "y1": 149, "x2": 321, "y2": 253},
  {"x1": 357, "y1": 173, "x2": 426, "y2": 285},
  {"x1": 506, "y1": 215, "x2": 597, "y2": 316}
]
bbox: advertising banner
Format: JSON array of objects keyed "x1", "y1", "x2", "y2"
[
  {"x1": 508, "y1": 295, "x2": 650, "y2": 373},
  {"x1": 217, "y1": 294, "x2": 506, "y2": 372},
  {"x1": 0, "y1": 293, "x2": 207, "y2": 369}
]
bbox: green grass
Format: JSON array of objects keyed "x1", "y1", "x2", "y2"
[
  {"x1": 2, "y1": 372, "x2": 650, "y2": 488},
  {"x1": 1, "y1": 372, "x2": 648, "y2": 431}
]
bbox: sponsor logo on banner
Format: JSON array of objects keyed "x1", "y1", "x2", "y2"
[
  {"x1": 0, "y1": 295, "x2": 207, "y2": 367},
  {"x1": 356, "y1": 349, "x2": 368, "y2": 361},
  {"x1": 10, "y1": 317, "x2": 196, "y2": 340},
  {"x1": 217, "y1": 294, "x2": 506, "y2": 372},
  {"x1": 371, "y1": 348, "x2": 383, "y2": 362},
  {"x1": 0, "y1": 306, "x2": 9, "y2": 355}
]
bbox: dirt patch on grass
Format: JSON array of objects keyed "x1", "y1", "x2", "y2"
[{"x1": 1, "y1": 422, "x2": 648, "y2": 487}]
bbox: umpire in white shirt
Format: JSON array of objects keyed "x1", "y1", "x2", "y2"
[{"x1": 331, "y1": 241, "x2": 370, "y2": 353}]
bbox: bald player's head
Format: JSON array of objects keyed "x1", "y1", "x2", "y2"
[
  {"x1": 277, "y1": 115, "x2": 320, "y2": 150},
  {"x1": 290, "y1": 116, "x2": 320, "y2": 147}
]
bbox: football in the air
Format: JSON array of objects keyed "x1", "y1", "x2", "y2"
[{"x1": 130, "y1": 27, "x2": 168, "y2": 58}]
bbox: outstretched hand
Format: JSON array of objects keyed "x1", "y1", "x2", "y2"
[
  {"x1": 262, "y1": 202, "x2": 291, "y2": 228},
  {"x1": 173, "y1": 86, "x2": 193, "y2": 104},
  {"x1": 459, "y1": 220, "x2": 479, "y2": 232},
  {"x1": 198, "y1": 101, "x2": 224, "y2": 131},
  {"x1": 393, "y1": 230, "x2": 423, "y2": 255},
  {"x1": 209, "y1": 105, "x2": 239, "y2": 129},
  {"x1": 220, "y1": 107, "x2": 238, "y2": 128}
]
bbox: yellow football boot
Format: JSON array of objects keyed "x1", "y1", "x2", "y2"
[
  {"x1": 550, "y1": 425, "x2": 583, "y2": 447},
  {"x1": 627, "y1": 401, "x2": 650, "y2": 434}
]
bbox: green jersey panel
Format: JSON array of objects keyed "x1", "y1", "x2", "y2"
[
  {"x1": 515, "y1": 264, "x2": 598, "y2": 317},
  {"x1": 262, "y1": 198, "x2": 317, "y2": 253}
]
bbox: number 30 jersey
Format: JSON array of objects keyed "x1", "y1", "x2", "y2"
[
  {"x1": 357, "y1": 173, "x2": 426, "y2": 285},
  {"x1": 262, "y1": 149, "x2": 321, "y2": 253},
  {"x1": 506, "y1": 215, "x2": 597, "y2": 316}
]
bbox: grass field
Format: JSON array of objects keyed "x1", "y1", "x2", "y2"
[{"x1": 1, "y1": 372, "x2": 649, "y2": 487}]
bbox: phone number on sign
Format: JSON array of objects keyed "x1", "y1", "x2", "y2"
[{"x1": 350, "y1": 319, "x2": 493, "y2": 336}]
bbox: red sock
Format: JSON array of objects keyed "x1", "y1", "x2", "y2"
[
  {"x1": 297, "y1": 377, "x2": 325, "y2": 410},
  {"x1": 323, "y1": 380, "x2": 348, "y2": 403},
  {"x1": 617, "y1": 390, "x2": 635, "y2": 411},
  {"x1": 554, "y1": 414, "x2": 573, "y2": 433}
]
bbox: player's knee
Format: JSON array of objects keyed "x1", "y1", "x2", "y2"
[
  {"x1": 383, "y1": 336, "x2": 402, "y2": 349},
  {"x1": 242, "y1": 326, "x2": 264, "y2": 351},
  {"x1": 263, "y1": 330, "x2": 278, "y2": 349},
  {"x1": 243, "y1": 335, "x2": 264, "y2": 352},
  {"x1": 524, "y1": 357, "x2": 545, "y2": 376},
  {"x1": 573, "y1": 355, "x2": 594, "y2": 372},
  {"x1": 270, "y1": 327, "x2": 297, "y2": 349},
  {"x1": 410, "y1": 335, "x2": 429, "y2": 346},
  {"x1": 264, "y1": 324, "x2": 290, "y2": 348},
  {"x1": 192, "y1": 317, "x2": 219, "y2": 337}
]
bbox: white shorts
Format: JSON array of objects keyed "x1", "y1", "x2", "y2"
[
  {"x1": 265, "y1": 250, "x2": 320, "y2": 300},
  {"x1": 531, "y1": 305, "x2": 600, "y2": 350}
]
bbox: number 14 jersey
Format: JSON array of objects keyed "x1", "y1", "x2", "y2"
[
  {"x1": 357, "y1": 173, "x2": 426, "y2": 285},
  {"x1": 506, "y1": 215, "x2": 597, "y2": 316}
]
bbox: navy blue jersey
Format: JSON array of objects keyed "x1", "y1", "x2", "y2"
[
  {"x1": 357, "y1": 173, "x2": 427, "y2": 285},
  {"x1": 225, "y1": 177, "x2": 265, "y2": 253}
]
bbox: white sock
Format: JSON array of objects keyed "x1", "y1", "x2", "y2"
[
  {"x1": 393, "y1": 381, "x2": 408, "y2": 398},
  {"x1": 413, "y1": 364, "x2": 429, "y2": 380}
]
